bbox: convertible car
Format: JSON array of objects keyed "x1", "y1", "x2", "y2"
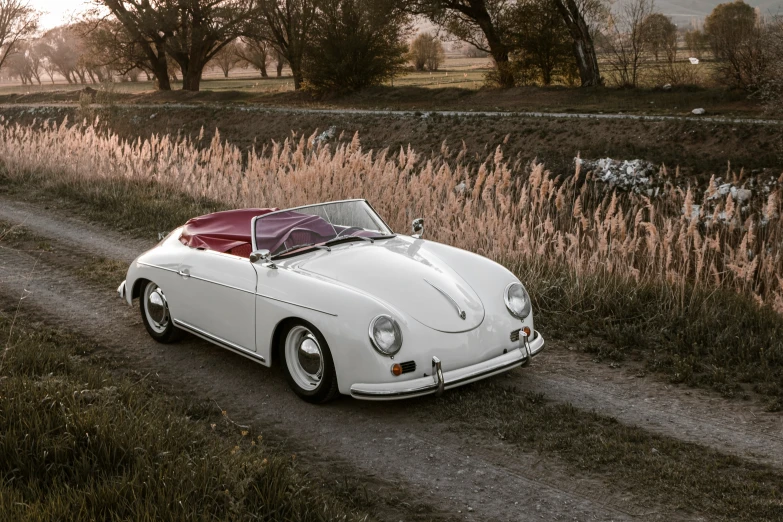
[{"x1": 118, "y1": 199, "x2": 544, "y2": 403}]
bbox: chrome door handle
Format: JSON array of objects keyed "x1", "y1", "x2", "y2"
[{"x1": 178, "y1": 269, "x2": 190, "y2": 278}]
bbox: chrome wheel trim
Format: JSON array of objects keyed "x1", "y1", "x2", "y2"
[
  {"x1": 285, "y1": 325, "x2": 324, "y2": 390},
  {"x1": 143, "y1": 282, "x2": 169, "y2": 334}
]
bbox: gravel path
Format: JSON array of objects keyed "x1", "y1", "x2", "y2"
[
  {"x1": 2, "y1": 102, "x2": 782, "y2": 125},
  {"x1": 2, "y1": 197, "x2": 781, "y2": 468}
]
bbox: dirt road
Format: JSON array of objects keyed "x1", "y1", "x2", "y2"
[
  {"x1": 1, "y1": 197, "x2": 781, "y2": 520},
  {"x1": 2, "y1": 101, "x2": 783, "y2": 125}
]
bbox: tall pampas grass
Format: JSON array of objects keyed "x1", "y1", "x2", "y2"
[{"x1": 1, "y1": 117, "x2": 782, "y2": 316}]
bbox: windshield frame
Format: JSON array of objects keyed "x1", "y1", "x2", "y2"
[{"x1": 250, "y1": 199, "x2": 394, "y2": 253}]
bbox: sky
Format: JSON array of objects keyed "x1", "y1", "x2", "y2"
[
  {"x1": 29, "y1": 0, "x2": 783, "y2": 31},
  {"x1": 32, "y1": 0, "x2": 91, "y2": 30}
]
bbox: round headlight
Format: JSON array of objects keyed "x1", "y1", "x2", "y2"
[
  {"x1": 504, "y1": 282, "x2": 531, "y2": 319},
  {"x1": 369, "y1": 315, "x2": 403, "y2": 356}
]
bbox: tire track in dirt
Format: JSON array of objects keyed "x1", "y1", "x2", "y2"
[
  {"x1": 0, "y1": 220, "x2": 661, "y2": 521},
  {"x1": 2, "y1": 197, "x2": 781, "y2": 470}
]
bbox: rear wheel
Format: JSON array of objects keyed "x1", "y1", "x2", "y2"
[
  {"x1": 281, "y1": 321, "x2": 339, "y2": 403},
  {"x1": 139, "y1": 280, "x2": 182, "y2": 343}
]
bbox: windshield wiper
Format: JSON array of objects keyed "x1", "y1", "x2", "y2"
[
  {"x1": 325, "y1": 235, "x2": 375, "y2": 247},
  {"x1": 272, "y1": 243, "x2": 330, "y2": 259}
]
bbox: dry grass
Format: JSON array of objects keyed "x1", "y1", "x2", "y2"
[
  {"x1": 1, "y1": 117, "x2": 781, "y2": 311},
  {"x1": 0, "y1": 117, "x2": 781, "y2": 401}
]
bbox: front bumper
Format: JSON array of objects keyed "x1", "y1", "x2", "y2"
[{"x1": 350, "y1": 330, "x2": 544, "y2": 400}]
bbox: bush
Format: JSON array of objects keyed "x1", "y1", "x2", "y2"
[
  {"x1": 302, "y1": 0, "x2": 408, "y2": 94},
  {"x1": 705, "y1": 0, "x2": 770, "y2": 90},
  {"x1": 407, "y1": 32, "x2": 445, "y2": 72}
]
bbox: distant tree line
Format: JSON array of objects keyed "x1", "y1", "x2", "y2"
[{"x1": 1, "y1": 0, "x2": 782, "y2": 96}]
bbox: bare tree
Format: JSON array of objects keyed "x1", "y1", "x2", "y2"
[
  {"x1": 684, "y1": 29, "x2": 706, "y2": 59},
  {"x1": 256, "y1": 0, "x2": 317, "y2": 89},
  {"x1": 5, "y1": 40, "x2": 40, "y2": 84},
  {"x1": 38, "y1": 26, "x2": 83, "y2": 84},
  {"x1": 97, "y1": 0, "x2": 175, "y2": 90},
  {"x1": 210, "y1": 40, "x2": 241, "y2": 77},
  {"x1": 413, "y1": 0, "x2": 602, "y2": 87},
  {"x1": 553, "y1": 0, "x2": 603, "y2": 86},
  {"x1": 641, "y1": 12, "x2": 676, "y2": 62},
  {"x1": 413, "y1": 0, "x2": 518, "y2": 87},
  {"x1": 81, "y1": 18, "x2": 157, "y2": 81},
  {"x1": 275, "y1": 49, "x2": 284, "y2": 76},
  {"x1": 511, "y1": 0, "x2": 577, "y2": 86},
  {"x1": 0, "y1": 0, "x2": 37, "y2": 71},
  {"x1": 602, "y1": 0, "x2": 656, "y2": 88},
  {"x1": 163, "y1": 0, "x2": 253, "y2": 90},
  {"x1": 407, "y1": 32, "x2": 445, "y2": 71},
  {"x1": 760, "y1": 16, "x2": 783, "y2": 112},
  {"x1": 235, "y1": 37, "x2": 272, "y2": 76}
]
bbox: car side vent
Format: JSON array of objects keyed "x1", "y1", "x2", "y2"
[
  {"x1": 400, "y1": 361, "x2": 417, "y2": 374},
  {"x1": 510, "y1": 329, "x2": 520, "y2": 342}
]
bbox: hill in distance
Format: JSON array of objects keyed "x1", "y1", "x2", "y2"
[{"x1": 654, "y1": 1, "x2": 782, "y2": 25}]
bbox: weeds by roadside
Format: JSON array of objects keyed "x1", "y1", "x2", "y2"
[
  {"x1": 0, "y1": 309, "x2": 372, "y2": 521},
  {"x1": 433, "y1": 381, "x2": 783, "y2": 521},
  {"x1": 514, "y1": 260, "x2": 783, "y2": 408}
]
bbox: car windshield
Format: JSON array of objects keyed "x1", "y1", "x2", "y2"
[{"x1": 254, "y1": 200, "x2": 394, "y2": 258}]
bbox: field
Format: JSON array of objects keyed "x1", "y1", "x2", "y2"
[
  {"x1": 1, "y1": 58, "x2": 783, "y2": 520},
  {"x1": 0, "y1": 54, "x2": 767, "y2": 118}
]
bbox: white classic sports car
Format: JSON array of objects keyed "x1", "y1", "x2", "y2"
[{"x1": 118, "y1": 199, "x2": 544, "y2": 403}]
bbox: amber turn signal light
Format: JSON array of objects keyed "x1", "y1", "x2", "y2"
[
  {"x1": 391, "y1": 363, "x2": 403, "y2": 376},
  {"x1": 522, "y1": 326, "x2": 531, "y2": 337}
]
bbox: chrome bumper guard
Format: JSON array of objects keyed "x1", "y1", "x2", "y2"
[
  {"x1": 350, "y1": 330, "x2": 544, "y2": 400},
  {"x1": 117, "y1": 280, "x2": 127, "y2": 301}
]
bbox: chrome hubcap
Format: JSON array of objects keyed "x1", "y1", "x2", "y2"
[
  {"x1": 144, "y1": 282, "x2": 169, "y2": 333},
  {"x1": 285, "y1": 326, "x2": 323, "y2": 389}
]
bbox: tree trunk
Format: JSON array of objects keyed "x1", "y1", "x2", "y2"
[
  {"x1": 261, "y1": 65, "x2": 268, "y2": 78},
  {"x1": 291, "y1": 64, "x2": 302, "y2": 89},
  {"x1": 151, "y1": 43, "x2": 171, "y2": 91},
  {"x1": 468, "y1": 6, "x2": 514, "y2": 87},
  {"x1": 554, "y1": 0, "x2": 602, "y2": 87},
  {"x1": 182, "y1": 65, "x2": 202, "y2": 91}
]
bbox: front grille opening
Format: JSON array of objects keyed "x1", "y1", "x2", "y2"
[{"x1": 400, "y1": 361, "x2": 416, "y2": 374}]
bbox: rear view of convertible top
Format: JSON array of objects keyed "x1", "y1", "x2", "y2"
[{"x1": 179, "y1": 208, "x2": 276, "y2": 257}]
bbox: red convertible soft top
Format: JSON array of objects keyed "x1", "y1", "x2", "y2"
[{"x1": 179, "y1": 208, "x2": 277, "y2": 257}]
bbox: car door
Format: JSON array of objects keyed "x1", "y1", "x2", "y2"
[{"x1": 174, "y1": 248, "x2": 260, "y2": 360}]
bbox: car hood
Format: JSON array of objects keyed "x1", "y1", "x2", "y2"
[{"x1": 293, "y1": 237, "x2": 485, "y2": 333}]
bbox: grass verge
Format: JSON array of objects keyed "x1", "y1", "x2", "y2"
[
  {"x1": 514, "y1": 261, "x2": 783, "y2": 410},
  {"x1": 431, "y1": 382, "x2": 783, "y2": 521},
  {"x1": 0, "y1": 308, "x2": 373, "y2": 521}
]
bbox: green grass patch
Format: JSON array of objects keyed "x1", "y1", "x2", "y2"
[
  {"x1": 433, "y1": 382, "x2": 783, "y2": 521},
  {"x1": 0, "y1": 311, "x2": 371, "y2": 521},
  {"x1": 514, "y1": 261, "x2": 783, "y2": 409}
]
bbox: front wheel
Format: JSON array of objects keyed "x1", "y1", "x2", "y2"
[
  {"x1": 139, "y1": 280, "x2": 182, "y2": 343},
  {"x1": 281, "y1": 321, "x2": 339, "y2": 403}
]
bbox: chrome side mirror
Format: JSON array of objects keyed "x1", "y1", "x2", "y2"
[
  {"x1": 412, "y1": 218, "x2": 424, "y2": 239},
  {"x1": 250, "y1": 249, "x2": 276, "y2": 268}
]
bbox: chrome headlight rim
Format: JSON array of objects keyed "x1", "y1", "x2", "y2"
[
  {"x1": 504, "y1": 282, "x2": 531, "y2": 319},
  {"x1": 368, "y1": 314, "x2": 403, "y2": 357}
]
